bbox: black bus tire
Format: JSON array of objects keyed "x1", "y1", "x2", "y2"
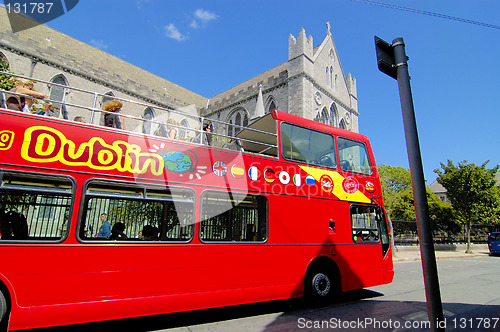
[
  {"x1": 305, "y1": 267, "x2": 339, "y2": 306},
  {"x1": 0, "y1": 291, "x2": 8, "y2": 332}
]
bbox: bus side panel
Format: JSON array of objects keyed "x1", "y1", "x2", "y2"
[
  {"x1": 5, "y1": 307, "x2": 29, "y2": 331},
  {"x1": 11, "y1": 243, "x2": 315, "y2": 329},
  {"x1": 0, "y1": 274, "x2": 29, "y2": 331},
  {"x1": 150, "y1": 283, "x2": 299, "y2": 315},
  {"x1": 4, "y1": 244, "x2": 309, "y2": 329},
  {"x1": 278, "y1": 195, "x2": 384, "y2": 292},
  {"x1": 2, "y1": 193, "x2": 319, "y2": 329},
  {"x1": 335, "y1": 244, "x2": 384, "y2": 291},
  {"x1": 382, "y1": 246, "x2": 395, "y2": 285},
  {"x1": 26, "y1": 297, "x2": 151, "y2": 330}
]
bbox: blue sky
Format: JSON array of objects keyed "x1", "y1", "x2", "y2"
[{"x1": 40, "y1": 0, "x2": 500, "y2": 183}]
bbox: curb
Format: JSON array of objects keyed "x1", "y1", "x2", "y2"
[
  {"x1": 393, "y1": 254, "x2": 487, "y2": 263},
  {"x1": 392, "y1": 247, "x2": 490, "y2": 263}
]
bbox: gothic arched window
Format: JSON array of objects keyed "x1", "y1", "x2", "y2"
[
  {"x1": 330, "y1": 103, "x2": 339, "y2": 127},
  {"x1": 142, "y1": 107, "x2": 155, "y2": 134},
  {"x1": 179, "y1": 119, "x2": 189, "y2": 138},
  {"x1": 227, "y1": 108, "x2": 249, "y2": 136},
  {"x1": 330, "y1": 67, "x2": 334, "y2": 89},
  {"x1": 228, "y1": 119, "x2": 234, "y2": 137},
  {"x1": 321, "y1": 107, "x2": 329, "y2": 125},
  {"x1": 339, "y1": 118, "x2": 347, "y2": 130},
  {"x1": 314, "y1": 112, "x2": 321, "y2": 123},
  {"x1": 49, "y1": 74, "x2": 69, "y2": 119},
  {"x1": 267, "y1": 100, "x2": 277, "y2": 114}
]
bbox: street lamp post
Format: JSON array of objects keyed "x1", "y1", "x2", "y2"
[{"x1": 375, "y1": 36, "x2": 445, "y2": 332}]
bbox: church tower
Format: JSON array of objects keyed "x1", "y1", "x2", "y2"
[
  {"x1": 287, "y1": 23, "x2": 359, "y2": 131},
  {"x1": 288, "y1": 27, "x2": 315, "y2": 118}
]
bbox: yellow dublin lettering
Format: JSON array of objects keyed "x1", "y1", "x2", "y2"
[{"x1": 21, "y1": 126, "x2": 164, "y2": 176}]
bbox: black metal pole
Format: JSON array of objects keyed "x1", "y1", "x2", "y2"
[{"x1": 392, "y1": 37, "x2": 445, "y2": 331}]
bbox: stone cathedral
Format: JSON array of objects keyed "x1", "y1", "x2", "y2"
[{"x1": 0, "y1": 8, "x2": 358, "y2": 136}]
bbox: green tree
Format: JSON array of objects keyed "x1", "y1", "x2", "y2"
[
  {"x1": 378, "y1": 165, "x2": 412, "y2": 255},
  {"x1": 0, "y1": 57, "x2": 15, "y2": 91},
  {"x1": 379, "y1": 165, "x2": 457, "y2": 248},
  {"x1": 388, "y1": 187, "x2": 415, "y2": 221},
  {"x1": 378, "y1": 165, "x2": 411, "y2": 216},
  {"x1": 434, "y1": 160, "x2": 500, "y2": 253},
  {"x1": 394, "y1": 187, "x2": 458, "y2": 238},
  {"x1": 427, "y1": 192, "x2": 460, "y2": 239},
  {"x1": 378, "y1": 165, "x2": 414, "y2": 220}
]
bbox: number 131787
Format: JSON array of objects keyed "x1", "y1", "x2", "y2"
[
  {"x1": 451, "y1": 318, "x2": 499, "y2": 329},
  {"x1": 6, "y1": 2, "x2": 53, "y2": 14}
]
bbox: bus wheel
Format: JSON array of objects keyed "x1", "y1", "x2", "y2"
[
  {"x1": 0, "y1": 291, "x2": 8, "y2": 332},
  {"x1": 305, "y1": 268, "x2": 338, "y2": 306}
]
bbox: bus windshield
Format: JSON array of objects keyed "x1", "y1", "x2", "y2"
[
  {"x1": 281, "y1": 122, "x2": 336, "y2": 168},
  {"x1": 338, "y1": 137, "x2": 373, "y2": 175}
]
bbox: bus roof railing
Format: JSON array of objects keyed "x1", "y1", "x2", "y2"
[{"x1": 0, "y1": 71, "x2": 278, "y2": 156}]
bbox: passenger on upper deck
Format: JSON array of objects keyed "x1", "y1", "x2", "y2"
[
  {"x1": 202, "y1": 123, "x2": 213, "y2": 146},
  {"x1": 103, "y1": 100, "x2": 124, "y2": 129},
  {"x1": 155, "y1": 118, "x2": 178, "y2": 139},
  {"x1": 74, "y1": 115, "x2": 86, "y2": 123},
  {"x1": 166, "y1": 119, "x2": 178, "y2": 139},
  {"x1": 5, "y1": 77, "x2": 51, "y2": 113}
]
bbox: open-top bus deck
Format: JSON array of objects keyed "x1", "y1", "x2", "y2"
[{"x1": 0, "y1": 73, "x2": 393, "y2": 330}]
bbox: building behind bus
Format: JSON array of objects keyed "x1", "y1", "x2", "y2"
[{"x1": 0, "y1": 8, "x2": 358, "y2": 137}]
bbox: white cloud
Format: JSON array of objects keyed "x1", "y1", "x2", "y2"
[
  {"x1": 190, "y1": 20, "x2": 199, "y2": 29},
  {"x1": 163, "y1": 9, "x2": 217, "y2": 41},
  {"x1": 194, "y1": 9, "x2": 217, "y2": 23},
  {"x1": 165, "y1": 23, "x2": 186, "y2": 42},
  {"x1": 191, "y1": 9, "x2": 218, "y2": 28}
]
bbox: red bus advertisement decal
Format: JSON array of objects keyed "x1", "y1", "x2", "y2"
[{"x1": 342, "y1": 176, "x2": 359, "y2": 194}]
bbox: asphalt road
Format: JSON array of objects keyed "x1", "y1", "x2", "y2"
[{"x1": 32, "y1": 255, "x2": 500, "y2": 332}]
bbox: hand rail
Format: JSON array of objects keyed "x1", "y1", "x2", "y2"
[{"x1": 0, "y1": 71, "x2": 278, "y2": 156}]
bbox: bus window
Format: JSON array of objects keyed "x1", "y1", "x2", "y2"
[
  {"x1": 0, "y1": 172, "x2": 72, "y2": 241},
  {"x1": 351, "y1": 205, "x2": 381, "y2": 243},
  {"x1": 80, "y1": 183, "x2": 195, "y2": 242},
  {"x1": 200, "y1": 191, "x2": 268, "y2": 242},
  {"x1": 379, "y1": 208, "x2": 390, "y2": 256},
  {"x1": 337, "y1": 137, "x2": 373, "y2": 175},
  {"x1": 281, "y1": 123, "x2": 336, "y2": 168}
]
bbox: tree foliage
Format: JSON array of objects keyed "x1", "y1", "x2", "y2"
[
  {"x1": 394, "y1": 187, "x2": 459, "y2": 236},
  {"x1": 434, "y1": 160, "x2": 500, "y2": 252},
  {"x1": 0, "y1": 57, "x2": 15, "y2": 91},
  {"x1": 378, "y1": 165, "x2": 411, "y2": 218},
  {"x1": 379, "y1": 164, "x2": 457, "y2": 238},
  {"x1": 379, "y1": 165, "x2": 411, "y2": 193}
]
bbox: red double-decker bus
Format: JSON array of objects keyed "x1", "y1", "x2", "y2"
[{"x1": 0, "y1": 76, "x2": 393, "y2": 330}]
